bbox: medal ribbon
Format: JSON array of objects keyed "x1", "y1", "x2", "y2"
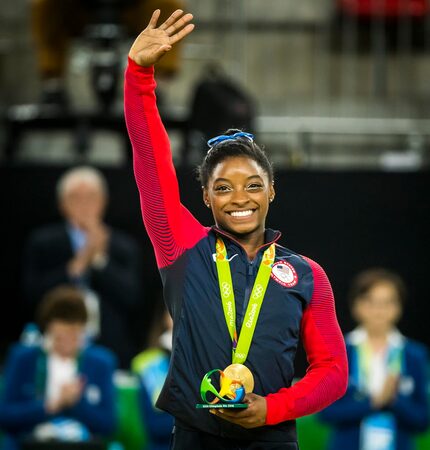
[{"x1": 215, "y1": 237, "x2": 275, "y2": 364}]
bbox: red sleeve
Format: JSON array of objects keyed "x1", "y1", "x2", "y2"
[
  {"x1": 124, "y1": 59, "x2": 208, "y2": 268},
  {"x1": 265, "y1": 257, "x2": 348, "y2": 424}
]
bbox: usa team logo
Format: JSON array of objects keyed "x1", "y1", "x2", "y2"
[{"x1": 271, "y1": 261, "x2": 298, "y2": 288}]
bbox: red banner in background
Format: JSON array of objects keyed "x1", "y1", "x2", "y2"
[{"x1": 337, "y1": 0, "x2": 429, "y2": 17}]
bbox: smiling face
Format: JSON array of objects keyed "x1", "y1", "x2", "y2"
[{"x1": 203, "y1": 156, "x2": 275, "y2": 241}]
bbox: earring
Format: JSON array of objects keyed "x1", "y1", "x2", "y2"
[
  {"x1": 205, "y1": 202, "x2": 210, "y2": 208},
  {"x1": 269, "y1": 197, "x2": 274, "y2": 203}
]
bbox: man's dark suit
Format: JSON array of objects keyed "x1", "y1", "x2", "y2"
[{"x1": 22, "y1": 223, "x2": 142, "y2": 369}]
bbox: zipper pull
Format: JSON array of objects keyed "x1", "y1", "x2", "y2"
[{"x1": 248, "y1": 261, "x2": 253, "y2": 276}]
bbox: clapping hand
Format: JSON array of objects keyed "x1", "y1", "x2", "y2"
[
  {"x1": 371, "y1": 374, "x2": 399, "y2": 409},
  {"x1": 129, "y1": 9, "x2": 194, "y2": 67},
  {"x1": 45, "y1": 378, "x2": 85, "y2": 414},
  {"x1": 67, "y1": 219, "x2": 110, "y2": 277}
]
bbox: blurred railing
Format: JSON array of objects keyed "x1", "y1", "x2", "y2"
[
  {"x1": 183, "y1": 0, "x2": 430, "y2": 169},
  {"x1": 0, "y1": 0, "x2": 429, "y2": 168}
]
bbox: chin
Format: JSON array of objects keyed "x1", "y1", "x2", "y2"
[{"x1": 222, "y1": 222, "x2": 261, "y2": 238}]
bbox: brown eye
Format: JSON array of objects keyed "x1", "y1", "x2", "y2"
[
  {"x1": 246, "y1": 183, "x2": 263, "y2": 191},
  {"x1": 214, "y1": 185, "x2": 231, "y2": 192}
]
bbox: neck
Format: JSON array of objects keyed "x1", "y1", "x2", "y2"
[
  {"x1": 223, "y1": 228, "x2": 265, "y2": 260},
  {"x1": 240, "y1": 237, "x2": 265, "y2": 260},
  {"x1": 365, "y1": 328, "x2": 391, "y2": 350}
]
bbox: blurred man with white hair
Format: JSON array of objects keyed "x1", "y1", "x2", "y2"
[{"x1": 22, "y1": 166, "x2": 143, "y2": 369}]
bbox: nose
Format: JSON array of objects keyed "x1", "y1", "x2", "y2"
[{"x1": 230, "y1": 188, "x2": 250, "y2": 206}]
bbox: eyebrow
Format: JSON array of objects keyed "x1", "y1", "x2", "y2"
[{"x1": 213, "y1": 175, "x2": 263, "y2": 183}]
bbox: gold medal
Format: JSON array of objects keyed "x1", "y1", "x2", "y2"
[{"x1": 223, "y1": 363, "x2": 254, "y2": 394}]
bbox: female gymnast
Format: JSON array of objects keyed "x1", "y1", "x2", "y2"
[{"x1": 124, "y1": 9, "x2": 348, "y2": 449}]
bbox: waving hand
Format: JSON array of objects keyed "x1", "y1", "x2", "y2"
[{"x1": 128, "y1": 9, "x2": 194, "y2": 67}]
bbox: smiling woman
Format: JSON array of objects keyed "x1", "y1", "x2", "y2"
[{"x1": 124, "y1": 9, "x2": 348, "y2": 450}]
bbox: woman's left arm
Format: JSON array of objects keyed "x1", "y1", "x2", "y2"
[{"x1": 265, "y1": 257, "x2": 348, "y2": 425}]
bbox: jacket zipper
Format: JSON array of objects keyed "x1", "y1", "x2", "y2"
[{"x1": 238, "y1": 259, "x2": 255, "y2": 329}]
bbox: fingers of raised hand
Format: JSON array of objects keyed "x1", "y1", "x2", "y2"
[
  {"x1": 147, "y1": 9, "x2": 161, "y2": 29},
  {"x1": 169, "y1": 23, "x2": 195, "y2": 45},
  {"x1": 163, "y1": 12, "x2": 194, "y2": 37},
  {"x1": 158, "y1": 9, "x2": 186, "y2": 31}
]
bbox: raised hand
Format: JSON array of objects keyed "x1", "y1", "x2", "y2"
[{"x1": 129, "y1": 9, "x2": 194, "y2": 67}]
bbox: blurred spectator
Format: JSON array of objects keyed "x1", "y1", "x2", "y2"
[
  {"x1": 319, "y1": 268, "x2": 429, "y2": 450},
  {"x1": 0, "y1": 285, "x2": 117, "y2": 450},
  {"x1": 22, "y1": 165, "x2": 142, "y2": 369},
  {"x1": 131, "y1": 302, "x2": 173, "y2": 450},
  {"x1": 30, "y1": 0, "x2": 185, "y2": 107},
  {"x1": 183, "y1": 62, "x2": 257, "y2": 166}
]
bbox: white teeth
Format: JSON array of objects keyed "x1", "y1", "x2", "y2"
[{"x1": 230, "y1": 210, "x2": 253, "y2": 217}]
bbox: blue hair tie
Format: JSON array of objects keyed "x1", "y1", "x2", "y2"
[{"x1": 206, "y1": 132, "x2": 254, "y2": 152}]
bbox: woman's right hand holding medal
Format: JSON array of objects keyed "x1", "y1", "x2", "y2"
[
  {"x1": 210, "y1": 393, "x2": 268, "y2": 429},
  {"x1": 128, "y1": 9, "x2": 194, "y2": 67}
]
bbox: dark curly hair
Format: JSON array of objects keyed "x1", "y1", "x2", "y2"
[{"x1": 197, "y1": 129, "x2": 274, "y2": 188}]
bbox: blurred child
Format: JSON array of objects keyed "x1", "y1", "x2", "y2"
[{"x1": 319, "y1": 268, "x2": 429, "y2": 450}]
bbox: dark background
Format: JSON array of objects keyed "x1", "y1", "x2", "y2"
[{"x1": 1, "y1": 165, "x2": 429, "y2": 376}]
